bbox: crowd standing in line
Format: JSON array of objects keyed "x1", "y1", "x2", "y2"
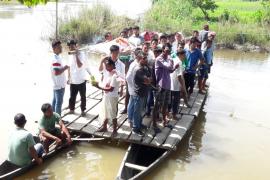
[{"x1": 7, "y1": 25, "x2": 215, "y2": 167}]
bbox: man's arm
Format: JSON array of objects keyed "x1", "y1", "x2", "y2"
[
  {"x1": 59, "y1": 120, "x2": 72, "y2": 145},
  {"x1": 29, "y1": 146, "x2": 42, "y2": 165},
  {"x1": 40, "y1": 129, "x2": 61, "y2": 143},
  {"x1": 54, "y1": 65, "x2": 69, "y2": 76},
  {"x1": 156, "y1": 59, "x2": 173, "y2": 71},
  {"x1": 99, "y1": 57, "x2": 107, "y2": 72},
  {"x1": 75, "y1": 52, "x2": 83, "y2": 68},
  {"x1": 119, "y1": 63, "x2": 126, "y2": 97},
  {"x1": 93, "y1": 83, "x2": 115, "y2": 92}
]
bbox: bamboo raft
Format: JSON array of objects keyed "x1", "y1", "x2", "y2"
[
  {"x1": 0, "y1": 84, "x2": 208, "y2": 179},
  {"x1": 63, "y1": 86, "x2": 208, "y2": 151}
]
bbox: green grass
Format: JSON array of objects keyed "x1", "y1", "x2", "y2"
[
  {"x1": 58, "y1": 3, "x2": 136, "y2": 44},
  {"x1": 57, "y1": 0, "x2": 270, "y2": 48},
  {"x1": 143, "y1": 0, "x2": 270, "y2": 48}
]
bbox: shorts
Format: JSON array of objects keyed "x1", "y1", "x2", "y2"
[
  {"x1": 184, "y1": 72, "x2": 195, "y2": 93},
  {"x1": 39, "y1": 128, "x2": 62, "y2": 142},
  {"x1": 155, "y1": 88, "x2": 171, "y2": 109},
  {"x1": 198, "y1": 64, "x2": 209, "y2": 79}
]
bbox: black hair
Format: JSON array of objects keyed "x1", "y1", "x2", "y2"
[
  {"x1": 14, "y1": 113, "x2": 26, "y2": 127},
  {"x1": 110, "y1": 45, "x2": 120, "y2": 52},
  {"x1": 193, "y1": 30, "x2": 199, "y2": 34},
  {"x1": 159, "y1": 34, "x2": 167, "y2": 40},
  {"x1": 180, "y1": 40, "x2": 185, "y2": 46},
  {"x1": 104, "y1": 32, "x2": 111, "y2": 39},
  {"x1": 142, "y1": 42, "x2": 150, "y2": 47},
  {"x1": 51, "y1": 40, "x2": 61, "y2": 48},
  {"x1": 162, "y1": 43, "x2": 172, "y2": 51},
  {"x1": 121, "y1": 28, "x2": 128, "y2": 34},
  {"x1": 151, "y1": 38, "x2": 158, "y2": 44},
  {"x1": 133, "y1": 25, "x2": 140, "y2": 30},
  {"x1": 41, "y1": 103, "x2": 52, "y2": 113},
  {"x1": 169, "y1": 33, "x2": 175, "y2": 37},
  {"x1": 67, "y1": 39, "x2": 77, "y2": 46},
  {"x1": 153, "y1": 48, "x2": 162, "y2": 55},
  {"x1": 105, "y1": 57, "x2": 116, "y2": 69},
  {"x1": 190, "y1": 37, "x2": 200, "y2": 44},
  {"x1": 134, "y1": 48, "x2": 144, "y2": 58},
  {"x1": 176, "y1": 49, "x2": 186, "y2": 56}
]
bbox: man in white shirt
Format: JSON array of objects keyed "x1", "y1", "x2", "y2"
[
  {"x1": 128, "y1": 26, "x2": 144, "y2": 47},
  {"x1": 126, "y1": 48, "x2": 142, "y2": 128},
  {"x1": 67, "y1": 40, "x2": 91, "y2": 116},
  {"x1": 51, "y1": 40, "x2": 69, "y2": 116}
]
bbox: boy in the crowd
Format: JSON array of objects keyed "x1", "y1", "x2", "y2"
[{"x1": 94, "y1": 58, "x2": 121, "y2": 134}]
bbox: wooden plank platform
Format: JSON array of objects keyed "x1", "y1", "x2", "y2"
[{"x1": 66, "y1": 85, "x2": 209, "y2": 150}]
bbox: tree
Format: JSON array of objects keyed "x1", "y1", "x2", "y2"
[
  {"x1": 0, "y1": 0, "x2": 49, "y2": 7},
  {"x1": 152, "y1": 0, "x2": 160, "y2": 5},
  {"x1": 191, "y1": 0, "x2": 218, "y2": 21}
]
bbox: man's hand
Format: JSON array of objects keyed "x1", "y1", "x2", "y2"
[
  {"x1": 64, "y1": 65, "x2": 69, "y2": 70},
  {"x1": 143, "y1": 78, "x2": 151, "y2": 85},
  {"x1": 174, "y1": 64, "x2": 180, "y2": 70},
  {"x1": 36, "y1": 158, "x2": 43, "y2": 165},
  {"x1": 119, "y1": 89, "x2": 123, "y2": 97},
  {"x1": 67, "y1": 136, "x2": 72, "y2": 145},
  {"x1": 55, "y1": 137, "x2": 62, "y2": 145},
  {"x1": 101, "y1": 56, "x2": 109, "y2": 64}
]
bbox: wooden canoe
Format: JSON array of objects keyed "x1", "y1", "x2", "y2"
[
  {"x1": 0, "y1": 136, "x2": 74, "y2": 180},
  {"x1": 116, "y1": 143, "x2": 172, "y2": 180}
]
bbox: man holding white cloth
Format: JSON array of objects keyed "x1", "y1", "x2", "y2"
[{"x1": 67, "y1": 40, "x2": 91, "y2": 116}]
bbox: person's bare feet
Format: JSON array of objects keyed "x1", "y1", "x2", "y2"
[{"x1": 96, "y1": 126, "x2": 107, "y2": 132}]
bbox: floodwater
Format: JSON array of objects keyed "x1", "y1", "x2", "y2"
[{"x1": 1, "y1": 1, "x2": 270, "y2": 180}]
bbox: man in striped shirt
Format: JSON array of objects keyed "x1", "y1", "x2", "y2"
[{"x1": 51, "y1": 40, "x2": 69, "y2": 116}]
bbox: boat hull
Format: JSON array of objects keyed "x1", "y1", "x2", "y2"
[{"x1": 117, "y1": 144, "x2": 171, "y2": 180}]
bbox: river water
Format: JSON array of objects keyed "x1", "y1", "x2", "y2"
[{"x1": 0, "y1": 1, "x2": 270, "y2": 180}]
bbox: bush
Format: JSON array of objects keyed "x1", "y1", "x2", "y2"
[{"x1": 57, "y1": 3, "x2": 136, "y2": 44}]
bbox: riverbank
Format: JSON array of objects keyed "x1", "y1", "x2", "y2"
[
  {"x1": 56, "y1": 1, "x2": 269, "y2": 53},
  {"x1": 216, "y1": 43, "x2": 270, "y2": 53}
]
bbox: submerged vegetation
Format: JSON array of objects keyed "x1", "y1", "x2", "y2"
[{"x1": 56, "y1": 0, "x2": 270, "y2": 50}]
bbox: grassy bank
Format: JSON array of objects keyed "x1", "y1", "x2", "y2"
[
  {"x1": 58, "y1": 3, "x2": 136, "y2": 44},
  {"x1": 143, "y1": 0, "x2": 270, "y2": 49},
  {"x1": 57, "y1": 1, "x2": 270, "y2": 50}
]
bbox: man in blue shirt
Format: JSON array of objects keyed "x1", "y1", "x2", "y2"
[{"x1": 184, "y1": 37, "x2": 205, "y2": 95}]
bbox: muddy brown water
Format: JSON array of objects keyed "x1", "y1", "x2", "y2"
[{"x1": 0, "y1": 2, "x2": 270, "y2": 180}]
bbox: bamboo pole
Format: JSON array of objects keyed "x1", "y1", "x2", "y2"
[{"x1": 56, "y1": 0, "x2": 58, "y2": 39}]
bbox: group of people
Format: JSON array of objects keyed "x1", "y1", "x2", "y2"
[
  {"x1": 7, "y1": 24, "x2": 215, "y2": 167},
  {"x1": 95, "y1": 24, "x2": 215, "y2": 135},
  {"x1": 7, "y1": 39, "x2": 88, "y2": 167}
]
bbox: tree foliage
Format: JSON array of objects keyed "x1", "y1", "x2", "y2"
[
  {"x1": 0, "y1": 0, "x2": 49, "y2": 7},
  {"x1": 191, "y1": 0, "x2": 218, "y2": 20}
]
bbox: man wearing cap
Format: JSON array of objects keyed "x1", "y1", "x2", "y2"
[
  {"x1": 8, "y1": 113, "x2": 43, "y2": 167},
  {"x1": 51, "y1": 40, "x2": 69, "y2": 116},
  {"x1": 67, "y1": 40, "x2": 91, "y2": 116},
  {"x1": 39, "y1": 103, "x2": 72, "y2": 153}
]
